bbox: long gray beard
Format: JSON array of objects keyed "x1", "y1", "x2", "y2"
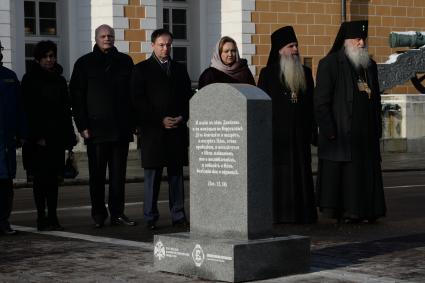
[
  {"x1": 279, "y1": 55, "x2": 307, "y2": 94},
  {"x1": 344, "y1": 42, "x2": 370, "y2": 69}
]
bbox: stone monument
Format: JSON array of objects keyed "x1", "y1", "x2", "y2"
[{"x1": 153, "y1": 83, "x2": 310, "y2": 282}]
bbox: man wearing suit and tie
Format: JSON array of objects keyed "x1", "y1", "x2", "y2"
[{"x1": 131, "y1": 29, "x2": 192, "y2": 230}]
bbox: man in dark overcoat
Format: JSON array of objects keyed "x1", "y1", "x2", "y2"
[
  {"x1": 70, "y1": 24, "x2": 136, "y2": 228},
  {"x1": 314, "y1": 20, "x2": 386, "y2": 223},
  {"x1": 257, "y1": 26, "x2": 317, "y2": 224},
  {"x1": 131, "y1": 29, "x2": 191, "y2": 230},
  {"x1": 0, "y1": 41, "x2": 26, "y2": 235}
]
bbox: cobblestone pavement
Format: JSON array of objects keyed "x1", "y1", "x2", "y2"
[
  {"x1": 1, "y1": 225, "x2": 424, "y2": 283},
  {"x1": 2, "y1": 189, "x2": 425, "y2": 283}
]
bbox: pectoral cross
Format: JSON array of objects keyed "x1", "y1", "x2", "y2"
[
  {"x1": 357, "y1": 79, "x2": 372, "y2": 99},
  {"x1": 290, "y1": 92, "x2": 298, "y2": 103}
]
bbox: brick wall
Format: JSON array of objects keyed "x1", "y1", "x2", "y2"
[
  {"x1": 252, "y1": 0, "x2": 425, "y2": 94},
  {"x1": 124, "y1": 0, "x2": 146, "y2": 64}
]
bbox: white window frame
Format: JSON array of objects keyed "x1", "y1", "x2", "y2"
[
  {"x1": 162, "y1": 0, "x2": 191, "y2": 73},
  {"x1": 23, "y1": 0, "x2": 61, "y2": 71}
]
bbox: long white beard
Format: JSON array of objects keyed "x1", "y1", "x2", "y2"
[
  {"x1": 279, "y1": 54, "x2": 307, "y2": 94},
  {"x1": 344, "y1": 42, "x2": 370, "y2": 69}
]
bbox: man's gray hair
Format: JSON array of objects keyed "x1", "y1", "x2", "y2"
[{"x1": 95, "y1": 24, "x2": 115, "y2": 38}]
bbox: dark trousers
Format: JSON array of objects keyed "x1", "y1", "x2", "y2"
[
  {"x1": 0, "y1": 179, "x2": 14, "y2": 230},
  {"x1": 87, "y1": 141, "x2": 129, "y2": 222},
  {"x1": 33, "y1": 174, "x2": 59, "y2": 223},
  {"x1": 32, "y1": 145, "x2": 62, "y2": 224},
  {"x1": 143, "y1": 166, "x2": 186, "y2": 222}
]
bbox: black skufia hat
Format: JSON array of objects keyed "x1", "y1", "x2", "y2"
[
  {"x1": 328, "y1": 20, "x2": 368, "y2": 54},
  {"x1": 267, "y1": 26, "x2": 298, "y2": 66}
]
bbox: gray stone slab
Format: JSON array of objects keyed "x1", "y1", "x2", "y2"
[
  {"x1": 189, "y1": 83, "x2": 273, "y2": 240},
  {"x1": 154, "y1": 233, "x2": 310, "y2": 282},
  {"x1": 154, "y1": 83, "x2": 310, "y2": 282}
]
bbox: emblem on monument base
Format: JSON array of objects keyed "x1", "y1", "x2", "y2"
[
  {"x1": 154, "y1": 240, "x2": 166, "y2": 261},
  {"x1": 192, "y1": 244, "x2": 205, "y2": 267}
]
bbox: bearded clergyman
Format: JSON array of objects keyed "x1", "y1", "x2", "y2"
[
  {"x1": 314, "y1": 20, "x2": 386, "y2": 224},
  {"x1": 258, "y1": 26, "x2": 318, "y2": 224}
]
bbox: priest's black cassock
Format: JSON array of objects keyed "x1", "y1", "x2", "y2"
[
  {"x1": 258, "y1": 26, "x2": 318, "y2": 224},
  {"x1": 314, "y1": 21, "x2": 386, "y2": 221}
]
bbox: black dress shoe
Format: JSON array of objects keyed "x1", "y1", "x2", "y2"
[
  {"x1": 49, "y1": 224, "x2": 65, "y2": 231},
  {"x1": 344, "y1": 218, "x2": 362, "y2": 224},
  {"x1": 94, "y1": 222, "x2": 104, "y2": 228},
  {"x1": 366, "y1": 217, "x2": 377, "y2": 224},
  {"x1": 1, "y1": 227, "x2": 17, "y2": 235},
  {"x1": 146, "y1": 220, "x2": 157, "y2": 230},
  {"x1": 172, "y1": 218, "x2": 189, "y2": 227},
  {"x1": 37, "y1": 218, "x2": 50, "y2": 231},
  {"x1": 93, "y1": 215, "x2": 106, "y2": 228},
  {"x1": 111, "y1": 215, "x2": 137, "y2": 226},
  {"x1": 48, "y1": 218, "x2": 64, "y2": 231}
]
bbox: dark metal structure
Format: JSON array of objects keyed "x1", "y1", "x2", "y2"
[{"x1": 377, "y1": 32, "x2": 425, "y2": 93}]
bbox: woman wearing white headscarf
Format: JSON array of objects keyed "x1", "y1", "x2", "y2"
[{"x1": 198, "y1": 36, "x2": 255, "y2": 89}]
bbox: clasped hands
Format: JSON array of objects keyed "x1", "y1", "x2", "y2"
[{"x1": 163, "y1": 116, "x2": 183, "y2": 129}]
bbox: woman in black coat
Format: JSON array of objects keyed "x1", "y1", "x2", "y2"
[
  {"x1": 22, "y1": 41, "x2": 76, "y2": 231},
  {"x1": 198, "y1": 36, "x2": 255, "y2": 89}
]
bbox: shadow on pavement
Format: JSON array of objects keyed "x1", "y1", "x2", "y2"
[{"x1": 311, "y1": 232, "x2": 425, "y2": 269}]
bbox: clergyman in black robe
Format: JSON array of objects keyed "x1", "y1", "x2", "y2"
[
  {"x1": 258, "y1": 26, "x2": 318, "y2": 224},
  {"x1": 314, "y1": 20, "x2": 386, "y2": 223}
]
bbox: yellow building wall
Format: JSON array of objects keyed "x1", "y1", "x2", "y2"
[{"x1": 124, "y1": 0, "x2": 146, "y2": 64}]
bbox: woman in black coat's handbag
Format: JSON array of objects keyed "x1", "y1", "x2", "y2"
[{"x1": 22, "y1": 41, "x2": 76, "y2": 231}]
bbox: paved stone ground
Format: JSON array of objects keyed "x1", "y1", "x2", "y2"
[
  {"x1": 1, "y1": 228, "x2": 424, "y2": 283},
  {"x1": 2, "y1": 150, "x2": 425, "y2": 282},
  {"x1": 0, "y1": 233, "x2": 162, "y2": 283},
  {"x1": 2, "y1": 189, "x2": 425, "y2": 283}
]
